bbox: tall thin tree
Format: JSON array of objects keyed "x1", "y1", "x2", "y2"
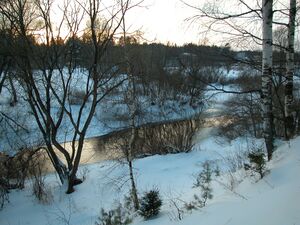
[
  {"x1": 120, "y1": 0, "x2": 140, "y2": 210},
  {"x1": 285, "y1": 0, "x2": 297, "y2": 139},
  {"x1": 262, "y1": 0, "x2": 274, "y2": 160}
]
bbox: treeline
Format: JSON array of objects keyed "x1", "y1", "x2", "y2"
[
  {"x1": 0, "y1": 33, "x2": 235, "y2": 69},
  {"x1": 2, "y1": 31, "x2": 299, "y2": 79}
]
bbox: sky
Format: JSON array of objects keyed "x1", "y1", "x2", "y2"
[
  {"x1": 125, "y1": 0, "x2": 203, "y2": 45},
  {"x1": 124, "y1": 0, "x2": 299, "y2": 49},
  {"x1": 48, "y1": 0, "x2": 204, "y2": 45},
  {"x1": 48, "y1": 0, "x2": 298, "y2": 49}
]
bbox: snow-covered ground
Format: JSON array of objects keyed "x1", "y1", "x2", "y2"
[
  {"x1": 1, "y1": 127, "x2": 300, "y2": 225},
  {"x1": 2, "y1": 66, "x2": 300, "y2": 225}
]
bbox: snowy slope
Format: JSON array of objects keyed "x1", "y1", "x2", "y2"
[{"x1": 1, "y1": 129, "x2": 300, "y2": 225}]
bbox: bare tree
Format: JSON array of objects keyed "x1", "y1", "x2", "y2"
[{"x1": 0, "y1": 0, "x2": 132, "y2": 193}]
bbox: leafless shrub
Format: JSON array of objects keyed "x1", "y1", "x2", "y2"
[
  {"x1": 93, "y1": 119, "x2": 201, "y2": 159},
  {"x1": 95, "y1": 194, "x2": 137, "y2": 225},
  {"x1": 168, "y1": 193, "x2": 205, "y2": 218},
  {"x1": 0, "y1": 153, "x2": 11, "y2": 210},
  {"x1": 219, "y1": 93, "x2": 263, "y2": 140},
  {"x1": 141, "y1": 119, "x2": 199, "y2": 155},
  {"x1": 0, "y1": 149, "x2": 37, "y2": 190},
  {"x1": 165, "y1": 192, "x2": 188, "y2": 222},
  {"x1": 224, "y1": 148, "x2": 249, "y2": 173},
  {"x1": 167, "y1": 199, "x2": 184, "y2": 221},
  {"x1": 96, "y1": 205, "x2": 133, "y2": 225},
  {"x1": 0, "y1": 148, "x2": 44, "y2": 209},
  {"x1": 214, "y1": 176, "x2": 247, "y2": 200},
  {"x1": 51, "y1": 198, "x2": 74, "y2": 225},
  {"x1": 78, "y1": 167, "x2": 90, "y2": 182},
  {"x1": 0, "y1": 180, "x2": 9, "y2": 210},
  {"x1": 30, "y1": 151, "x2": 53, "y2": 204}
]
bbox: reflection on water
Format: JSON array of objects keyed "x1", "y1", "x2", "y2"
[{"x1": 35, "y1": 114, "x2": 232, "y2": 176}]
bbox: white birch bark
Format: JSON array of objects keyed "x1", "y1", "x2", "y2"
[
  {"x1": 121, "y1": 1, "x2": 139, "y2": 210},
  {"x1": 285, "y1": 0, "x2": 296, "y2": 138},
  {"x1": 262, "y1": 0, "x2": 274, "y2": 160}
]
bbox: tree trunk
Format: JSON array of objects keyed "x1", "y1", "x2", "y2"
[
  {"x1": 284, "y1": 0, "x2": 296, "y2": 139},
  {"x1": 8, "y1": 74, "x2": 17, "y2": 106},
  {"x1": 0, "y1": 73, "x2": 6, "y2": 95},
  {"x1": 262, "y1": 0, "x2": 274, "y2": 160},
  {"x1": 128, "y1": 95, "x2": 140, "y2": 210},
  {"x1": 249, "y1": 93, "x2": 258, "y2": 137},
  {"x1": 129, "y1": 160, "x2": 139, "y2": 210},
  {"x1": 122, "y1": 8, "x2": 140, "y2": 210},
  {"x1": 45, "y1": 146, "x2": 68, "y2": 185},
  {"x1": 66, "y1": 136, "x2": 85, "y2": 194}
]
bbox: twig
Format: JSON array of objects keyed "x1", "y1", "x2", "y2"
[
  {"x1": 0, "y1": 112, "x2": 30, "y2": 133},
  {"x1": 214, "y1": 178, "x2": 248, "y2": 200}
]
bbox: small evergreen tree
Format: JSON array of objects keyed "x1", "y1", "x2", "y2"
[
  {"x1": 139, "y1": 189, "x2": 162, "y2": 219},
  {"x1": 194, "y1": 161, "x2": 213, "y2": 206},
  {"x1": 247, "y1": 151, "x2": 266, "y2": 179}
]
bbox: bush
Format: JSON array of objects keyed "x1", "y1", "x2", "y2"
[
  {"x1": 95, "y1": 194, "x2": 137, "y2": 225},
  {"x1": 245, "y1": 151, "x2": 266, "y2": 179},
  {"x1": 30, "y1": 155, "x2": 53, "y2": 204},
  {"x1": 96, "y1": 205, "x2": 132, "y2": 225},
  {"x1": 184, "y1": 194, "x2": 204, "y2": 211},
  {"x1": 219, "y1": 92, "x2": 263, "y2": 140},
  {"x1": 0, "y1": 181, "x2": 9, "y2": 210},
  {"x1": 142, "y1": 119, "x2": 198, "y2": 155},
  {"x1": 139, "y1": 189, "x2": 162, "y2": 219},
  {"x1": 0, "y1": 154, "x2": 9, "y2": 210}
]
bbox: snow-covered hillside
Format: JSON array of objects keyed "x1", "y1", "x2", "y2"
[{"x1": 1, "y1": 128, "x2": 299, "y2": 225}]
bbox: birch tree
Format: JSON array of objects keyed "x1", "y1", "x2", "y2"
[
  {"x1": 119, "y1": 0, "x2": 140, "y2": 210},
  {"x1": 182, "y1": 0, "x2": 283, "y2": 159},
  {"x1": 285, "y1": 0, "x2": 297, "y2": 139},
  {"x1": 262, "y1": 0, "x2": 274, "y2": 160}
]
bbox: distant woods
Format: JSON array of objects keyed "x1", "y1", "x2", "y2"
[
  {"x1": 1, "y1": 29, "x2": 299, "y2": 77},
  {"x1": 0, "y1": 32, "x2": 237, "y2": 70}
]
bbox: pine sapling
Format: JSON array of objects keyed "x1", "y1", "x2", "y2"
[
  {"x1": 193, "y1": 161, "x2": 213, "y2": 206},
  {"x1": 139, "y1": 189, "x2": 162, "y2": 219},
  {"x1": 248, "y1": 151, "x2": 266, "y2": 179}
]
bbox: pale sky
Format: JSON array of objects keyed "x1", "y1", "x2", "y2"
[
  {"x1": 49, "y1": 0, "x2": 260, "y2": 47},
  {"x1": 124, "y1": 0, "x2": 299, "y2": 49},
  {"x1": 48, "y1": 0, "x2": 298, "y2": 49},
  {"x1": 49, "y1": 0, "x2": 204, "y2": 45},
  {"x1": 125, "y1": 0, "x2": 203, "y2": 45}
]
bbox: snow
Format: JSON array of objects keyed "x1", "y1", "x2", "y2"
[
  {"x1": 2, "y1": 66, "x2": 300, "y2": 225},
  {"x1": 1, "y1": 126, "x2": 300, "y2": 225},
  {"x1": 178, "y1": 138, "x2": 300, "y2": 225}
]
